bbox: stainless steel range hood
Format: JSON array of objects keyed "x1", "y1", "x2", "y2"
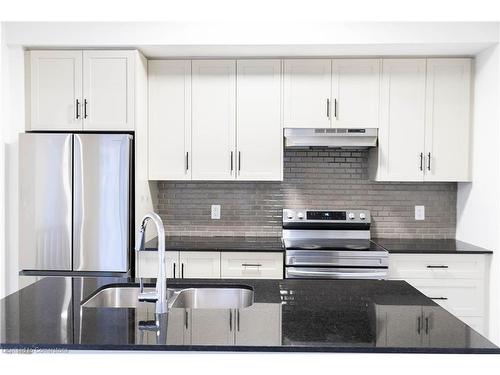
[{"x1": 284, "y1": 128, "x2": 378, "y2": 149}]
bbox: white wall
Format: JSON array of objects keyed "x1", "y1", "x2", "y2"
[{"x1": 456, "y1": 42, "x2": 500, "y2": 344}]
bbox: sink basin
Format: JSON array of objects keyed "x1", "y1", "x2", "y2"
[
  {"x1": 81, "y1": 285, "x2": 254, "y2": 309},
  {"x1": 170, "y1": 287, "x2": 253, "y2": 309}
]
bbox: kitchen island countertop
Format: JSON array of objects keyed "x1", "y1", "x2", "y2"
[{"x1": 0, "y1": 277, "x2": 498, "y2": 353}]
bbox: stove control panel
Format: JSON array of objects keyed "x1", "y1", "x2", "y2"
[{"x1": 283, "y1": 209, "x2": 371, "y2": 224}]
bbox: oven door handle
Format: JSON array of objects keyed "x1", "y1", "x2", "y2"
[{"x1": 286, "y1": 268, "x2": 387, "y2": 279}]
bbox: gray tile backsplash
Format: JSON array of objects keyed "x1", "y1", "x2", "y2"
[{"x1": 155, "y1": 149, "x2": 456, "y2": 239}]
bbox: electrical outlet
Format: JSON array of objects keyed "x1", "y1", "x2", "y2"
[
  {"x1": 211, "y1": 205, "x2": 221, "y2": 220},
  {"x1": 415, "y1": 205, "x2": 425, "y2": 221}
]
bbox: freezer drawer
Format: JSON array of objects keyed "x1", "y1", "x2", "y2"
[
  {"x1": 73, "y1": 133, "x2": 132, "y2": 272},
  {"x1": 19, "y1": 133, "x2": 73, "y2": 271}
]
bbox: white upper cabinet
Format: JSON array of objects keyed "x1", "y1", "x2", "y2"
[
  {"x1": 82, "y1": 51, "x2": 135, "y2": 131},
  {"x1": 236, "y1": 60, "x2": 282, "y2": 181},
  {"x1": 148, "y1": 60, "x2": 191, "y2": 180},
  {"x1": 424, "y1": 58, "x2": 472, "y2": 182},
  {"x1": 283, "y1": 59, "x2": 332, "y2": 128},
  {"x1": 191, "y1": 60, "x2": 236, "y2": 180},
  {"x1": 373, "y1": 59, "x2": 427, "y2": 181},
  {"x1": 370, "y1": 58, "x2": 472, "y2": 182},
  {"x1": 29, "y1": 51, "x2": 83, "y2": 131},
  {"x1": 331, "y1": 59, "x2": 380, "y2": 128},
  {"x1": 29, "y1": 50, "x2": 138, "y2": 131}
]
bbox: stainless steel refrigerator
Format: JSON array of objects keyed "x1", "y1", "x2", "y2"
[{"x1": 19, "y1": 133, "x2": 133, "y2": 276}]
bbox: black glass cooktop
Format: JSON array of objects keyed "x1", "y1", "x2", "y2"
[{"x1": 283, "y1": 239, "x2": 387, "y2": 252}]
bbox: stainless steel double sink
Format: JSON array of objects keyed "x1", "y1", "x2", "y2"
[{"x1": 81, "y1": 285, "x2": 254, "y2": 310}]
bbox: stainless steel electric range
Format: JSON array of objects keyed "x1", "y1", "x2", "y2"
[{"x1": 282, "y1": 209, "x2": 388, "y2": 279}]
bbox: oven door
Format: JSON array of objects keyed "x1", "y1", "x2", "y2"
[{"x1": 285, "y1": 267, "x2": 388, "y2": 279}]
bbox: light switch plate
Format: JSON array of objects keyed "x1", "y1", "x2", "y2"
[
  {"x1": 415, "y1": 205, "x2": 425, "y2": 221},
  {"x1": 211, "y1": 205, "x2": 221, "y2": 220}
]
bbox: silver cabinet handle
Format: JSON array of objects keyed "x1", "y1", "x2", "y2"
[
  {"x1": 326, "y1": 98, "x2": 330, "y2": 118},
  {"x1": 242, "y1": 263, "x2": 262, "y2": 267},
  {"x1": 425, "y1": 316, "x2": 429, "y2": 335},
  {"x1": 419, "y1": 153, "x2": 423, "y2": 171},
  {"x1": 230, "y1": 151, "x2": 233, "y2": 172},
  {"x1": 238, "y1": 151, "x2": 241, "y2": 172},
  {"x1": 430, "y1": 297, "x2": 448, "y2": 300},
  {"x1": 417, "y1": 316, "x2": 422, "y2": 335},
  {"x1": 185, "y1": 309, "x2": 189, "y2": 330},
  {"x1": 181, "y1": 263, "x2": 184, "y2": 278},
  {"x1": 173, "y1": 263, "x2": 176, "y2": 278},
  {"x1": 84, "y1": 99, "x2": 88, "y2": 119},
  {"x1": 229, "y1": 309, "x2": 233, "y2": 331},
  {"x1": 427, "y1": 265, "x2": 448, "y2": 269},
  {"x1": 427, "y1": 152, "x2": 431, "y2": 171},
  {"x1": 334, "y1": 98, "x2": 338, "y2": 118},
  {"x1": 237, "y1": 310, "x2": 240, "y2": 331},
  {"x1": 76, "y1": 99, "x2": 80, "y2": 119},
  {"x1": 185, "y1": 152, "x2": 189, "y2": 171}
]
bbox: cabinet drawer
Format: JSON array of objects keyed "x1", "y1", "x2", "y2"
[
  {"x1": 405, "y1": 278, "x2": 485, "y2": 317},
  {"x1": 389, "y1": 254, "x2": 485, "y2": 280},
  {"x1": 221, "y1": 252, "x2": 283, "y2": 279}
]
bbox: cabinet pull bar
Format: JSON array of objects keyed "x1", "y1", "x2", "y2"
[
  {"x1": 238, "y1": 151, "x2": 241, "y2": 172},
  {"x1": 185, "y1": 310, "x2": 188, "y2": 329},
  {"x1": 186, "y1": 152, "x2": 189, "y2": 171},
  {"x1": 430, "y1": 297, "x2": 448, "y2": 300},
  {"x1": 326, "y1": 98, "x2": 330, "y2": 118},
  {"x1": 417, "y1": 316, "x2": 421, "y2": 335},
  {"x1": 427, "y1": 152, "x2": 431, "y2": 171},
  {"x1": 230, "y1": 151, "x2": 233, "y2": 172},
  {"x1": 425, "y1": 317, "x2": 429, "y2": 335},
  {"x1": 426, "y1": 265, "x2": 448, "y2": 269},
  {"x1": 334, "y1": 98, "x2": 338, "y2": 118},
  {"x1": 419, "y1": 153, "x2": 423, "y2": 171},
  {"x1": 84, "y1": 99, "x2": 88, "y2": 119},
  {"x1": 242, "y1": 263, "x2": 262, "y2": 267},
  {"x1": 76, "y1": 99, "x2": 80, "y2": 119},
  {"x1": 229, "y1": 309, "x2": 233, "y2": 331},
  {"x1": 173, "y1": 263, "x2": 176, "y2": 278},
  {"x1": 237, "y1": 310, "x2": 240, "y2": 331},
  {"x1": 181, "y1": 263, "x2": 184, "y2": 278}
]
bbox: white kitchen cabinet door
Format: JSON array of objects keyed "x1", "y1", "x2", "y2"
[
  {"x1": 30, "y1": 50, "x2": 83, "y2": 131},
  {"x1": 221, "y1": 252, "x2": 283, "y2": 279},
  {"x1": 424, "y1": 59, "x2": 472, "y2": 182},
  {"x1": 423, "y1": 306, "x2": 467, "y2": 348},
  {"x1": 191, "y1": 60, "x2": 236, "y2": 180},
  {"x1": 236, "y1": 60, "x2": 282, "y2": 181},
  {"x1": 376, "y1": 305, "x2": 423, "y2": 347},
  {"x1": 179, "y1": 251, "x2": 221, "y2": 279},
  {"x1": 148, "y1": 60, "x2": 191, "y2": 180},
  {"x1": 136, "y1": 251, "x2": 179, "y2": 278},
  {"x1": 376, "y1": 59, "x2": 426, "y2": 181},
  {"x1": 331, "y1": 59, "x2": 380, "y2": 129},
  {"x1": 190, "y1": 309, "x2": 233, "y2": 345},
  {"x1": 235, "y1": 304, "x2": 282, "y2": 346},
  {"x1": 82, "y1": 50, "x2": 135, "y2": 131},
  {"x1": 283, "y1": 59, "x2": 332, "y2": 128}
]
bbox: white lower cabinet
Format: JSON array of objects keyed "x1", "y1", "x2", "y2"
[
  {"x1": 137, "y1": 250, "x2": 284, "y2": 280},
  {"x1": 179, "y1": 251, "x2": 221, "y2": 279},
  {"x1": 168, "y1": 304, "x2": 282, "y2": 346},
  {"x1": 221, "y1": 252, "x2": 283, "y2": 279},
  {"x1": 388, "y1": 253, "x2": 489, "y2": 336},
  {"x1": 136, "y1": 251, "x2": 179, "y2": 278}
]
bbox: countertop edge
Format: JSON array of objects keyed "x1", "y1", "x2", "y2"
[{"x1": 1, "y1": 343, "x2": 499, "y2": 354}]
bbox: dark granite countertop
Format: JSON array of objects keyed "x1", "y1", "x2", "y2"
[
  {"x1": 374, "y1": 239, "x2": 493, "y2": 254},
  {"x1": 0, "y1": 277, "x2": 498, "y2": 353},
  {"x1": 144, "y1": 236, "x2": 284, "y2": 252}
]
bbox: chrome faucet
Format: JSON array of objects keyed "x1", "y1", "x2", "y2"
[{"x1": 135, "y1": 212, "x2": 167, "y2": 314}]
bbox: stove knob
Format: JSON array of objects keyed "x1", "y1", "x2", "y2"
[
  {"x1": 359, "y1": 213, "x2": 366, "y2": 220},
  {"x1": 297, "y1": 212, "x2": 305, "y2": 220},
  {"x1": 348, "y1": 212, "x2": 356, "y2": 220},
  {"x1": 286, "y1": 211, "x2": 294, "y2": 219}
]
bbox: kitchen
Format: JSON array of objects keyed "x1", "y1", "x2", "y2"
[{"x1": 1, "y1": 18, "x2": 500, "y2": 370}]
